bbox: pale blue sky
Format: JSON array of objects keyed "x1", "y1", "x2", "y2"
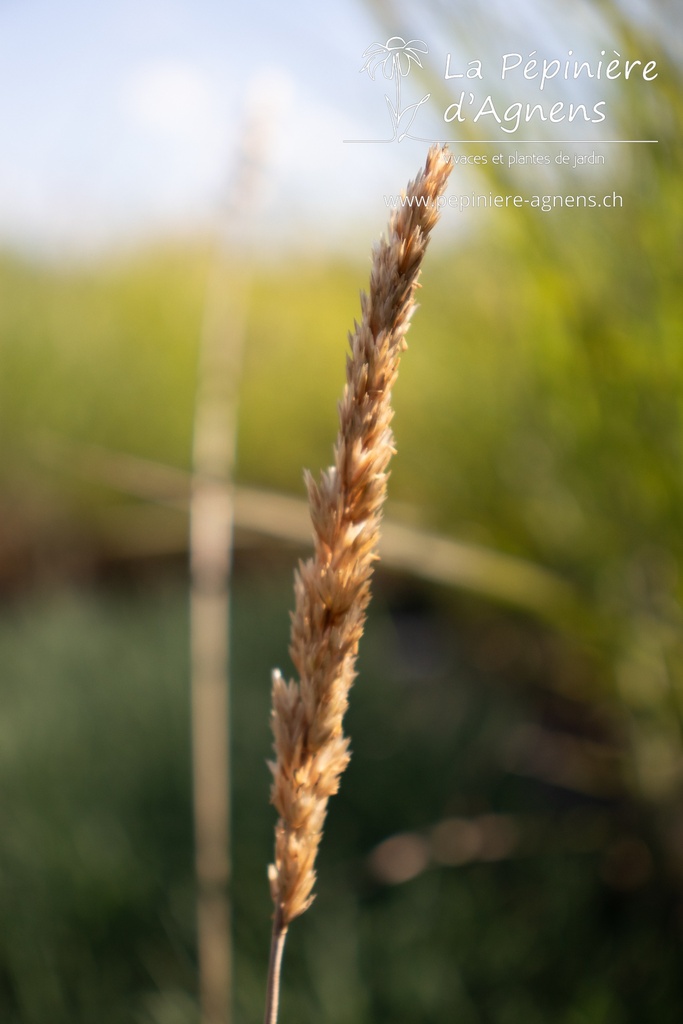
[
  {"x1": 0, "y1": 0, "x2": 666, "y2": 258},
  {"x1": 0, "y1": 0, "x2": 445, "y2": 257}
]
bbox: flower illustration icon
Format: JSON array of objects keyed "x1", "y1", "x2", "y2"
[
  {"x1": 360, "y1": 37, "x2": 431, "y2": 142},
  {"x1": 361, "y1": 36, "x2": 428, "y2": 79}
]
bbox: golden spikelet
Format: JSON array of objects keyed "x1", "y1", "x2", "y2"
[{"x1": 267, "y1": 144, "x2": 453, "y2": 933}]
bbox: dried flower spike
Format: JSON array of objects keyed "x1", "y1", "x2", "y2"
[{"x1": 264, "y1": 144, "x2": 452, "y2": 1024}]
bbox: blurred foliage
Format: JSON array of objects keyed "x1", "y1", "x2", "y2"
[
  {"x1": 1, "y1": 0, "x2": 683, "y2": 1019},
  {"x1": 1, "y1": 573, "x2": 683, "y2": 1023}
]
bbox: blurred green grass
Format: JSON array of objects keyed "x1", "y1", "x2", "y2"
[
  {"x1": 1, "y1": 27, "x2": 682, "y2": 1019},
  {"x1": 1, "y1": 572, "x2": 682, "y2": 1024},
  {"x1": 4, "y1": 200, "x2": 682, "y2": 592}
]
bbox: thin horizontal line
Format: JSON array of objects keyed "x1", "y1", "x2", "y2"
[
  {"x1": 430, "y1": 140, "x2": 659, "y2": 144},
  {"x1": 344, "y1": 139, "x2": 658, "y2": 144}
]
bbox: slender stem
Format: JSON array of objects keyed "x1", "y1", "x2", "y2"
[
  {"x1": 191, "y1": 95, "x2": 271, "y2": 1024},
  {"x1": 263, "y1": 909, "x2": 288, "y2": 1024},
  {"x1": 190, "y1": 276, "x2": 242, "y2": 1024}
]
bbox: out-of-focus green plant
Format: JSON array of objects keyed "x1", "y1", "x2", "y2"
[
  {"x1": 359, "y1": 0, "x2": 683, "y2": 827},
  {"x1": 1, "y1": 0, "x2": 682, "y2": 1017}
]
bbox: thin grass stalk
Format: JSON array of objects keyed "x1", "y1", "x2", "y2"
[
  {"x1": 190, "y1": 99, "x2": 269, "y2": 1024},
  {"x1": 190, "y1": 266, "x2": 246, "y2": 1024},
  {"x1": 263, "y1": 144, "x2": 453, "y2": 1024},
  {"x1": 42, "y1": 439, "x2": 575, "y2": 623}
]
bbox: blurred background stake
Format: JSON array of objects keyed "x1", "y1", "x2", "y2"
[{"x1": 189, "y1": 93, "x2": 269, "y2": 1024}]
